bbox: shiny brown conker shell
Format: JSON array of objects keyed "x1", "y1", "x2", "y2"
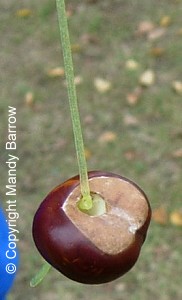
[{"x1": 32, "y1": 171, "x2": 151, "y2": 284}]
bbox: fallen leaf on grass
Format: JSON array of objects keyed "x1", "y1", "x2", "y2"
[
  {"x1": 66, "y1": 5, "x2": 75, "y2": 18},
  {"x1": 25, "y1": 91, "x2": 34, "y2": 107},
  {"x1": 136, "y1": 20, "x2": 155, "y2": 35},
  {"x1": 177, "y1": 28, "x2": 182, "y2": 36},
  {"x1": 124, "y1": 150, "x2": 137, "y2": 161},
  {"x1": 139, "y1": 70, "x2": 155, "y2": 87},
  {"x1": 148, "y1": 28, "x2": 166, "y2": 41},
  {"x1": 123, "y1": 114, "x2": 139, "y2": 127},
  {"x1": 94, "y1": 78, "x2": 112, "y2": 93},
  {"x1": 125, "y1": 59, "x2": 139, "y2": 70},
  {"x1": 47, "y1": 67, "x2": 64, "y2": 78},
  {"x1": 150, "y1": 47, "x2": 165, "y2": 57},
  {"x1": 74, "y1": 75, "x2": 83, "y2": 86},
  {"x1": 71, "y1": 44, "x2": 82, "y2": 53},
  {"x1": 172, "y1": 148, "x2": 182, "y2": 158},
  {"x1": 115, "y1": 283, "x2": 126, "y2": 292},
  {"x1": 98, "y1": 131, "x2": 117, "y2": 143},
  {"x1": 172, "y1": 81, "x2": 182, "y2": 95},
  {"x1": 16, "y1": 9, "x2": 33, "y2": 17},
  {"x1": 126, "y1": 93, "x2": 139, "y2": 106},
  {"x1": 126, "y1": 86, "x2": 143, "y2": 106},
  {"x1": 152, "y1": 206, "x2": 168, "y2": 225},
  {"x1": 84, "y1": 148, "x2": 92, "y2": 159},
  {"x1": 170, "y1": 211, "x2": 182, "y2": 226},
  {"x1": 160, "y1": 16, "x2": 172, "y2": 27}
]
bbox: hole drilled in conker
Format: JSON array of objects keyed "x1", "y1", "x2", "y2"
[{"x1": 77, "y1": 192, "x2": 107, "y2": 216}]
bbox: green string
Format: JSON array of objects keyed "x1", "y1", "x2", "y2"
[
  {"x1": 56, "y1": 0, "x2": 92, "y2": 209},
  {"x1": 30, "y1": 261, "x2": 51, "y2": 287}
]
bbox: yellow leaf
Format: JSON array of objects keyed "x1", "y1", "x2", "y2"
[
  {"x1": 25, "y1": 92, "x2": 34, "y2": 107},
  {"x1": 139, "y1": 69, "x2": 155, "y2": 87},
  {"x1": 94, "y1": 78, "x2": 112, "y2": 93},
  {"x1": 172, "y1": 81, "x2": 182, "y2": 95},
  {"x1": 160, "y1": 16, "x2": 171, "y2": 27},
  {"x1": 177, "y1": 28, "x2": 182, "y2": 36},
  {"x1": 150, "y1": 47, "x2": 165, "y2": 57},
  {"x1": 71, "y1": 44, "x2": 82, "y2": 53},
  {"x1": 125, "y1": 59, "x2": 139, "y2": 70},
  {"x1": 152, "y1": 207, "x2": 168, "y2": 225},
  {"x1": 84, "y1": 148, "x2": 92, "y2": 159},
  {"x1": 47, "y1": 67, "x2": 64, "y2": 78},
  {"x1": 98, "y1": 131, "x2": 117, "y2": 143},
  {"x1": 16, "y1": 9, "x2": 33, "y2": 18},
  {"x1": 170, "y1": 211, "x2": 182, "y2": 226}
]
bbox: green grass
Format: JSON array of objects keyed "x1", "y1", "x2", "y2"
[{"x1": 1, "y1": 0, "x2": 182, "y2": 299}]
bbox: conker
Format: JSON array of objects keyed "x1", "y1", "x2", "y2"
[{"x1": 32, "y1": 171, "x2": 151, "y2": 284}]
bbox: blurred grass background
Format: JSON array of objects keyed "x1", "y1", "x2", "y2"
[{"x1": 1, "y1": 0, "x2": 182, "y2": 299}]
